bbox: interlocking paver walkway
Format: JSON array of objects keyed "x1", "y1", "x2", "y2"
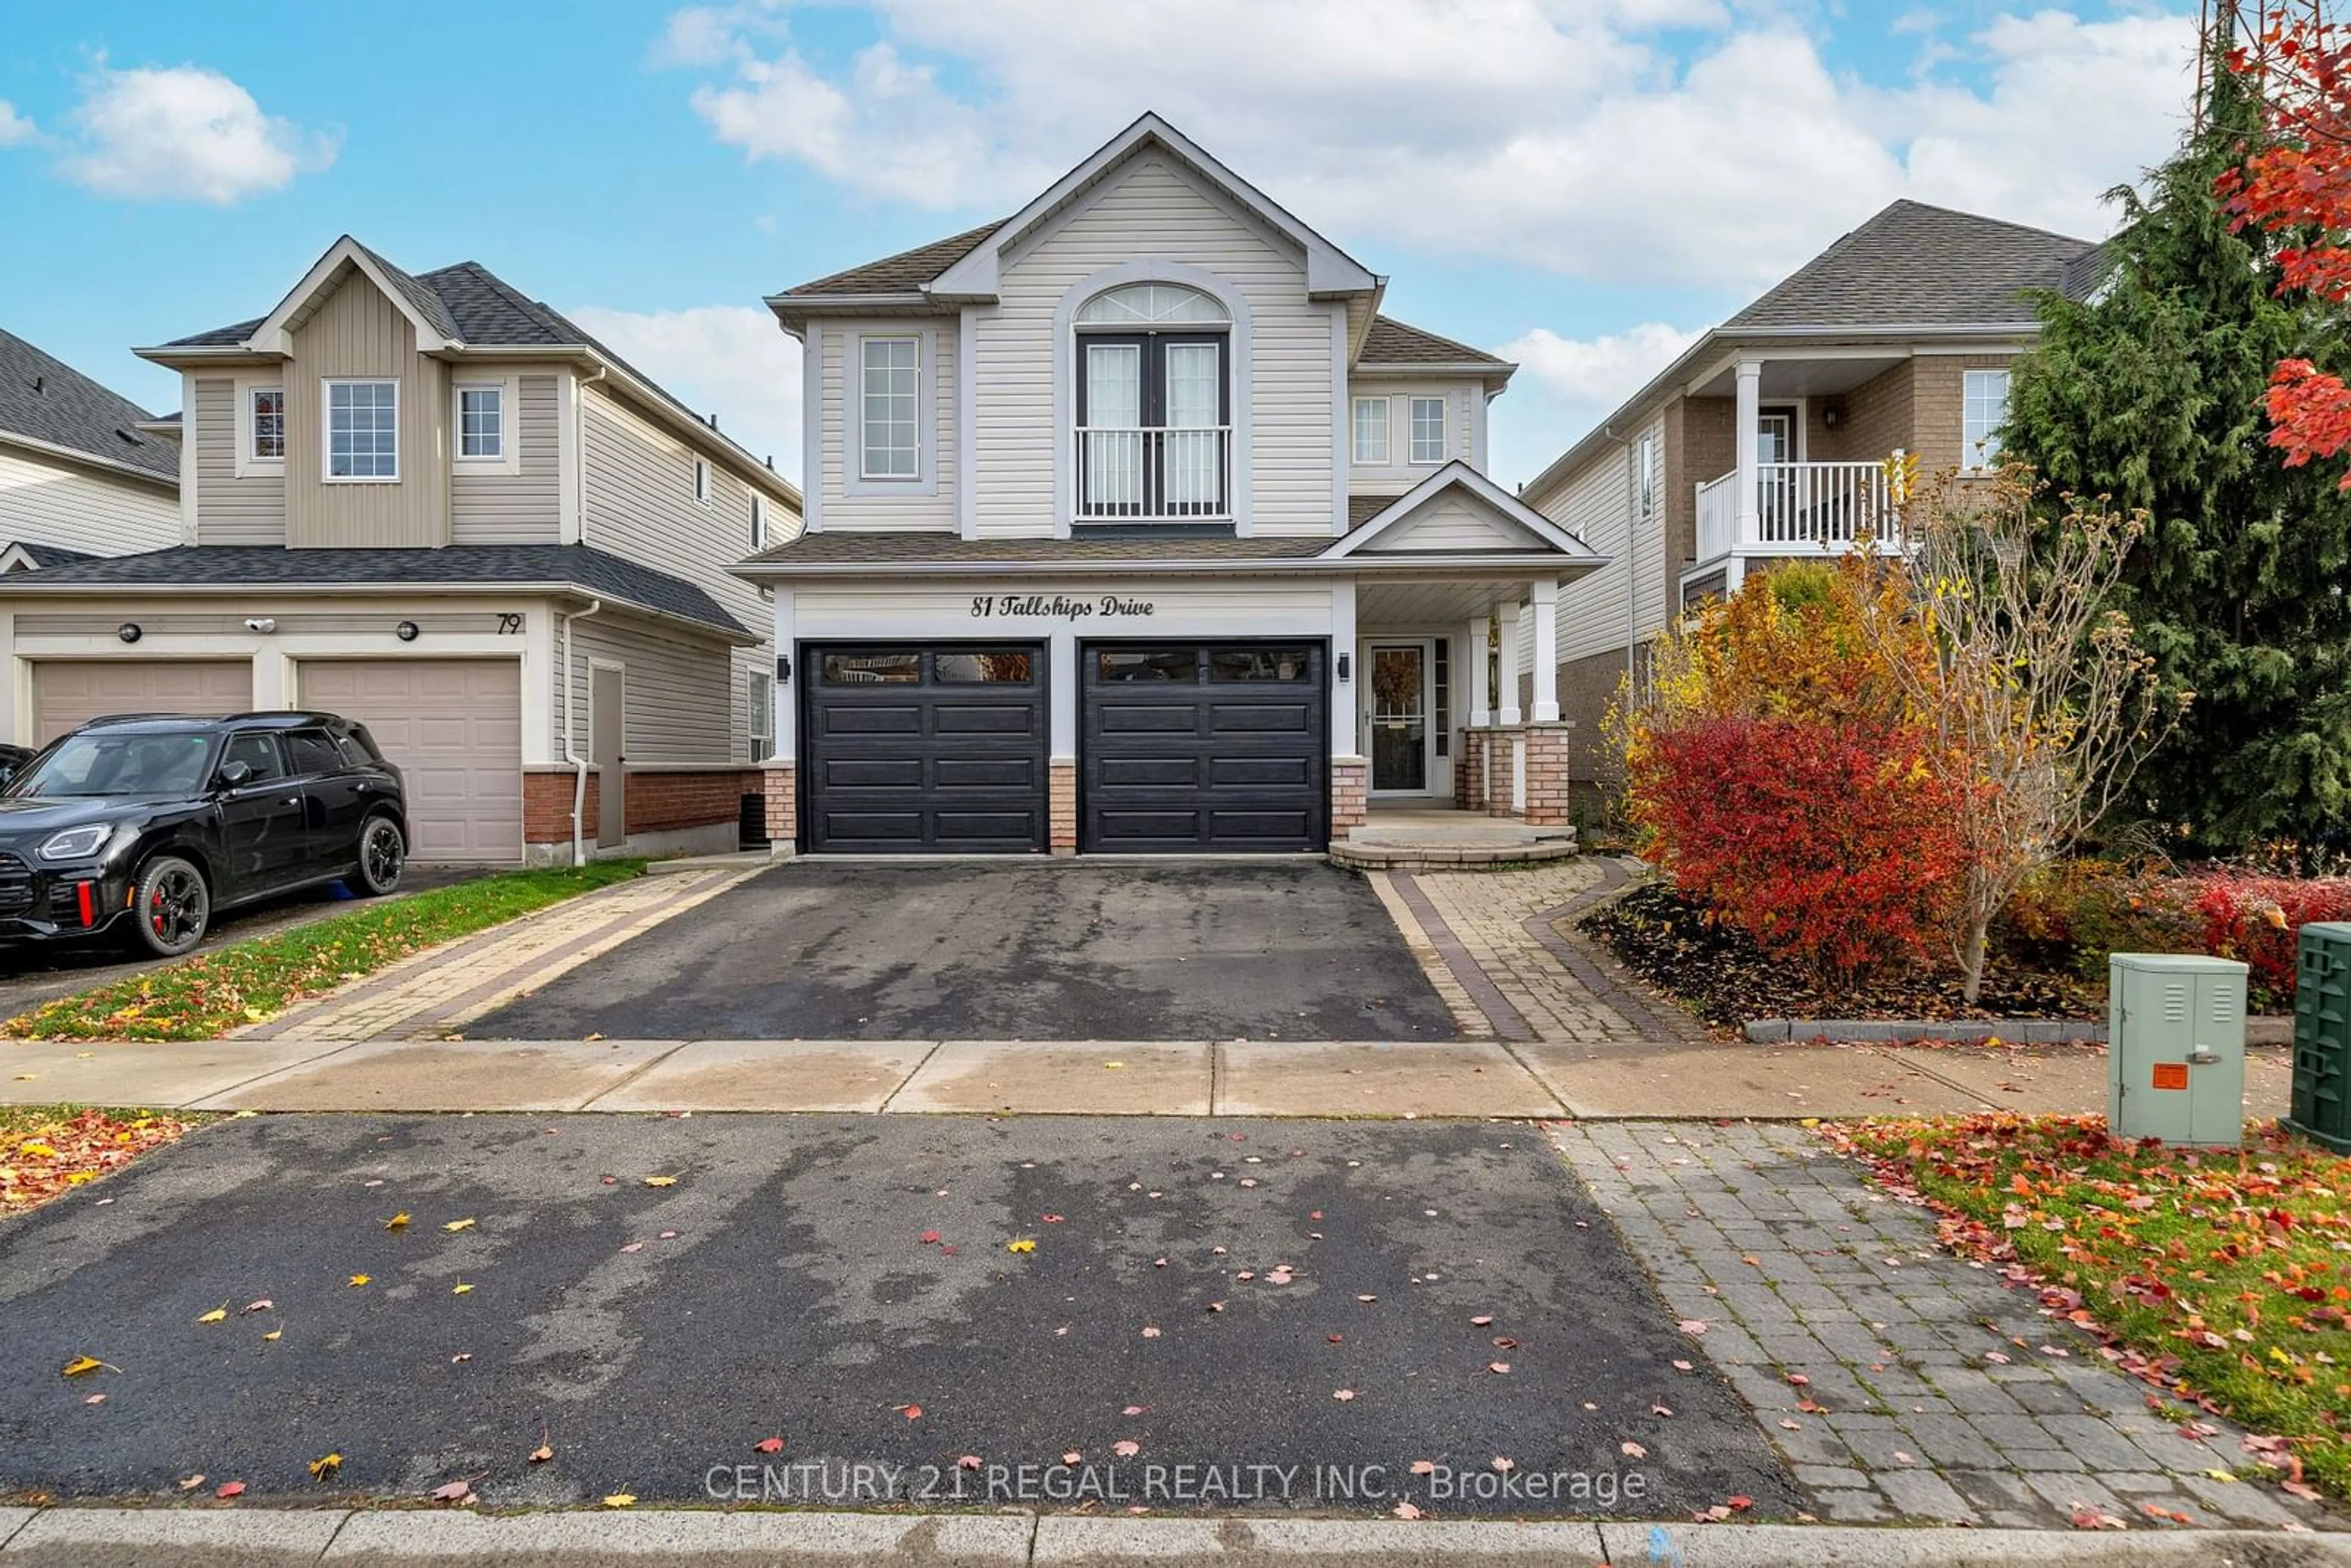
[
  {"x1": 1368, "y1": 857, "x2": 1704, "y2": 1045},
  {"x1": 240, "y1": 868, "x2": 752, "y2": 1042},
  {"x1": 1551, "y1": 1119, "x2": 2341, "y2": 1532}
]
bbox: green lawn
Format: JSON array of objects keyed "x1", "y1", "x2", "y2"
[
  {"x1": 1, "y1": 1104, "x2": 206, "y2": 1213},
  {"x1": 1, "y1": 860, "x2": 646, "y2": 1041},
  {"x1": 1835, "y1": 1114, "x2": 2351, "y2": 1500}
]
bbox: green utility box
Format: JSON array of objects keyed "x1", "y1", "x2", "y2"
[
  {"x1": 2289, "y1": 922, "x2": 2351, "y2": 1153},
  {"x1": 2108, "y1": 953, "x2": 2249, "y2": 1148}
]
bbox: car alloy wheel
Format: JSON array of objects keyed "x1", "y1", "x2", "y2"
[
  {"x1": 357, "y1": 817, "x2": 406, "y2": 896},
  {"x1": 135, "y1": 856, "x2": 209, "y2": 958}
]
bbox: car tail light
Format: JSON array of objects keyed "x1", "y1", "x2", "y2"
[{"x1": 75, "y1": 880, "x2": 94, "y2": 928}]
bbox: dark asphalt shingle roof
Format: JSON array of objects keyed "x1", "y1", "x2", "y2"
[
  {"x1": 0, "y1": 328, "x2": 179, "y2": 482},
  {"x1": 1348, "y1": 493, "x2": 1392, "y2": 530},
  {"x1": 746, "y1": 531, "x2": 1332, "y2": 566},
  {"x1": 1725, "y1": 200, "x2": 2098, "y2": 330},
  {"x1": 779, "y1": 222, "x2": 1007, "y2": 298},
  {"x1": 6, "y1": 544, "x2": 752, "y2": 637},
  {"x1": 1359, "y1": 316, "x2": 1506, "y2": 366}
]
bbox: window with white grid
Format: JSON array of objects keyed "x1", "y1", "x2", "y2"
[
  {"x1": 861, "y1": 337, "x2": 920, "y2": 478},
  {"x1": 1963, "y1": 369, "x2": 2011, "y2": 467},
  {"x1": 251, "y1": 389, "x2": 285, "y2": 460},
  {"x1": 324, "y1": 380, "x2": 398, "y2": 481},
  {"x1": 1409, "y1": 397, "x2": 1446, "y2": 463},
  {"x1": 1352, "y1": 396, "x2": 1390, "y2": 465},
  {"x1": 456, "y1": 386, "x2": 503, "y2": 459}
]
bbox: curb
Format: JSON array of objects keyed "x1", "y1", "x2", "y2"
[
  {"x1": 1744, "y1": 1019, "x2": 2106, "y2": 1045},
  {"x1": 1, "y1": 1507, "x2": 2345, "y2": 1566}
]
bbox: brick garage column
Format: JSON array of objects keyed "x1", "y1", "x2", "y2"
[
  {"x1": 762, "y1": 763, "x2": 797, "y2": 854},
  {"x1": 1050, "y1": 760, "x2": 1077, "y2": 856},
  {"x1": 1455, "y1": 727, "x2": 1487, "y2": 811},
  {"x1": 1520, "y1": 722, "x2": 1576, "y2": 826},
  {"x1": 1331, "y1": 756, "x2": 1368, "y2": 834}
]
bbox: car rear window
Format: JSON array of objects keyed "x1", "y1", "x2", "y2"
[{"x1": 284, "y1": 730, "x2": 345, "y2": 775}]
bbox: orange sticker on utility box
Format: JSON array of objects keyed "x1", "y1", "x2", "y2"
[{"x1": 2152, "y1": 1062, "x2": 2191, "y2": 1090}]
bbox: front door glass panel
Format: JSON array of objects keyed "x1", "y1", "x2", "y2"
[{"x1": 1370, "y1": 644, "x2": 1427, "y2": 792}]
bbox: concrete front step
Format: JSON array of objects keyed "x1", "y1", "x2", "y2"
[{"x1": 1329, "y1": 830, "x2": 1579, "y2": 872}]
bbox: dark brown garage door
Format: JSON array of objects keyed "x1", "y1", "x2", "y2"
[
  {"x1": 800, "y1": 644, "x2": 1048, "y2": 853},
  {"x1": 1080, "y1": 640, "x2": 1327, "y2": 853}
]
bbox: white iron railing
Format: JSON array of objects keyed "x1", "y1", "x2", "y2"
[
  {"x1": 1074, "y1": 426, "x2": 1231, "y2": 522},
  {"x1": 1693, "y1": 459, "x2": 1899, "y2": 560}
]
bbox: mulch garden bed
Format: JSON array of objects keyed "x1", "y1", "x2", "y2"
[{"x1": 1580, "y1": 881, "x2": 2104, "y2": 1028}]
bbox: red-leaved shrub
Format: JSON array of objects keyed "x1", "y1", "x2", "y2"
[
  {"x1": 2189, "y1": 873, "x2": 2351, "y2": 1000},
  {"x1": 1631, "y1": 716, "x2": 1968, "y2": 988}
]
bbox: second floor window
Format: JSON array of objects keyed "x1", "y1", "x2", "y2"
[
  {"x1": 1075, "y1": 283, "x2": 1230, "y2": 520},
  {"x1": 325, "y1": 379, "x2": 397, "y2": 481},
  {"x1": 250, "y1": 389, "x2": 285, "y2": 460},
  {"x1": 1353, "y1": 397, "x2": 1390, "y2": 465},
  {"x1": 1963, "y1": 368, "x2": 2011, "y2": 467},
  {"x1": 861, "y1": 337, "x2": 920, "y2": 479},
  {"x1": 457, "y1": 386, "x2": 503, "y2": 459},
  {"x1": 1409, "y1": 397, "x2": 1447, "y2": 464}
]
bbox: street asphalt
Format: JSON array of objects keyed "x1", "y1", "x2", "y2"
[
  {"x1": 471, "y1": 861, "x2": 1461, "y2": 1041},
  {"x1": 0, "y1": 864, "x2": 484, "y2": 1015},
  {"x1": 0, "y1": 1112, "x2": 1795, "y2": 1520}
]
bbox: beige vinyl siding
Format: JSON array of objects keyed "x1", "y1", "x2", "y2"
[
  {"x1": 815, "y1": 319, "x2": 958, "y2": 530},
  {"x1": 285, "y1": 270, "x2": 449, "y2": 548},
  {"x1": 450, "y1": 372, "x2": 561, "y2": 543},
  {"x1": 1359, "y1": 492, "x2": 1535, "y2": 553},
  {"x1": 577, "y1": 385, "x2": 771, "y2": 762},
  {"x1": 0, "y1": 448, "x2": 178, "y2": 557},
  {"x1": 1344, "y1": 380, "x2": 1477, "y2": 490},
  {"x1": 1541, "y1": 407, "x2": 1668, "y2": 669},
  {"x1": 976, "y1": 149, "x2": 1334, "y2": 539},
  {"x1": 566, "y1": 615, "x2": 733, "y2": 767},
  {"x1": 192, "y1": 377, "x2": 285, "y2": 544}
]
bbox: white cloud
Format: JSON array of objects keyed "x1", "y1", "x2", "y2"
[
  {"x1": 663, "y1": 3, "x2": 2195, "y2": 287},
  {"x1": 569, "y1": 304, "x2": 804, "y2": 484},
  {"x1": 0, "y1": 101, "x2": 34, "y2": 148},
  {"x1": 61, "y1": 65, "x2": 336, "y2": 204},
  {"x1": 1504, "y1": 321, "x2": 1708, "y2": 411}
]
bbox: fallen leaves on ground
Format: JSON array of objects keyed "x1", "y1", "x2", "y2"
[
  {"x1": 214, "y1": 1481, "x2": 244, "y2": 1499},
  {"x1": 59, "y1": 1356, "x2": 111, "y2": 1378},
  {"x1": 196, "y1": 1306, "x2": 227, "y2": 1325},
  {"x1": 308, "y1": 1454, "x2": 342, "y2": 1480},
  {"x1": 1832, "y1": 1113, "x2": 2351, "y2": 1500},
  {"x1": 755, "y1": 1436, "x2": 784, "y2": 1454},
  {"x1": 0, "y1": 1108, "x2": 198, "y2": 1214},
  {"x1": 602, "y1": 1493, "x2": 636, "y2": 1509}
]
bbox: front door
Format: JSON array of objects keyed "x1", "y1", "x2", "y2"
[
  {"x1": 591, "y1": 666, "x2": 625, "y2": 849},
  {"x1": 1368, "y1": 642, "x2": 1430, "y2": 794}
]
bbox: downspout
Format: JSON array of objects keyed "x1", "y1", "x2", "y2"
[{"x1": 560, "y1": 599, "x2": 604, "y2": 868}]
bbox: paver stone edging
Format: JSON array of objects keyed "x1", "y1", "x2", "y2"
[
  {"x1": 1524, "y1": 855, "x2": 1712, "y2": 1045},
  {"x1": 1747, "y1": 1019, "x2": 2107, "y2": 1044}
]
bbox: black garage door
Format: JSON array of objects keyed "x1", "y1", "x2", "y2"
[
  {"x1": 801, "y1": 644, "x2": 1048, "y2": 852},
  {"x1": 1081, "y1": 640, "x2": 1327, "y2": 853}
]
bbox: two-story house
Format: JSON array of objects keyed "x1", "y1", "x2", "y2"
[
  {"x1": 740, "y1": 113, "x2": 1602, "y2": 856},
  {"x1": 1517, "y1": 199, "x2": 2102, "y2": 789},
  {"x1": 0, "y1": 238, "x2": 802, "y2": 866},
  {"x1": 0, "y1": 328, "x2": 182, "y2": 569}
]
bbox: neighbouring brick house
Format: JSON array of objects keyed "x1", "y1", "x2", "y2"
[
  {"x1": 737, "y1": 113, "x2": 1603, "y2": 853},
  {"x1": 1515, "y1": 199, "x2": 2102, "y2": 792}
]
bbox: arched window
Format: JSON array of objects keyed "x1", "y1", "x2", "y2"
[{"x1": 1075, "y1": 282, "x2": 1231, "y2": 522}]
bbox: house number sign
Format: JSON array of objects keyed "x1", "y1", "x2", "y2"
[{"x1": 970, "y1": 594, "x2": 1156, "y2": 621}]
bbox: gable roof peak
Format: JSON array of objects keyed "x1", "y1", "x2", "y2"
[{"x1": 1723, "y1": 197, "x2": 2098, "y2": 332}]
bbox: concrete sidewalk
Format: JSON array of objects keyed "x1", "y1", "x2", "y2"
[
  {"x1": 0, "y1": 1033, "x2": 2298, "y2": 1119},
  {"x1": 0, "y1": 1509, "x2": 2342, "y2": 1566}
]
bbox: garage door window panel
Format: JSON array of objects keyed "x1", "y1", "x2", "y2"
[{"x1": 822, "y1": 651, "x2": 920, "y2": 685}]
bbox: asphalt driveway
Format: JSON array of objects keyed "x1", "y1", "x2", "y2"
[
  {"x1": 471, "y1": 861, "x2": 1458, "y2": 1041},
  {"x1": 0, "y1": 1113, "x2": 1796, "y2": 1518}
]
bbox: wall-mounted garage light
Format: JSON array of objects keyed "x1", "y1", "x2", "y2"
[
  {"x1": 395, "y1": 620, "x2": 420, "y2": 642},
  {"x1": 243, "y1": 617, "x2": 277, "y2": 634},
  {"x1": 1335, "y1": 653, "x2": 1351, "y2": 681},
  {"x1": 775, "y1": 654, "x2": 792, "y2": 685},
  {"x1": 116, "y1": 623, "x2": 141, "y2": 644}
]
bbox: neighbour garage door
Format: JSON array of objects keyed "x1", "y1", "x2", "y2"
[
  {"x1": 32, "y1": 659, "x2": 253, "y2": 744},
  {"x1": 1081, "y1": 641, "x2": 1327, "y2": 853},
  {"x1": 801, "y1": 643, "x2": 1047, "y2": 853},
  {"x1": 299, "y1": 659, "x2": 522, "y2": 865}
]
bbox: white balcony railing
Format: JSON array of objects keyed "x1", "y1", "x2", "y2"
[
  {"x1": 1694, "y1": 459, "x2": 1899, "y2": 561},
  {"x1": 1074, "y1": 426, "x2": 1231, "y2": 523}
]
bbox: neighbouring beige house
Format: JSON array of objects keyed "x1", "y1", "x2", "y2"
[
  {"x1": 0, "y1": 237, "x2": 802, "y2": 865},
  {"x1": 1516, "y1": 199, "x2": 2102, "y2": 790},
  {"x1": 738, "y1": 113, "x2": 1603, "y2": 855},
  {"x1": 0, "y1": 328, "x2": 182, "y2": 569}
]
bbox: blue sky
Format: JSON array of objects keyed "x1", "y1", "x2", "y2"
[{"x1": 0, "y1": 1, "x2": 2202, "y2": 486}]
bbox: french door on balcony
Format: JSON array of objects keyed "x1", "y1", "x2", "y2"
[{"x1": 1078, "y1": 331, "x2": 1229, "y2": 522}]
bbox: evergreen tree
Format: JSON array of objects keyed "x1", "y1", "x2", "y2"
[{"x1": 2003, "y1": 51, "x2": 2351, "y2": 851}]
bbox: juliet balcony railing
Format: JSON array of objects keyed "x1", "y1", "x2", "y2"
[
  {"x1": 1695, "y1": 459, "x2": 1900, "y2": 561},
  {"x1": 1074, "y1": 425, "x2": 1231, "y2": 523}
]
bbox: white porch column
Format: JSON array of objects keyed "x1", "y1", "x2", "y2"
[
  {"x1": 1330, "y1": 580, "x2": 1359, "y2": 760},
  {"x1": 1529, "y1": 577, "x2": 1559, "y2": 722},
  {"x1": 1733, "y1": 358, "x2": 1762, "y2": 548},
  {"x1": 1464, "y1": 616, "x2": 1491, "y2": 726},
  {"x1": 1496, "y1": 601, "x2": 1523, "y2": 726},
  {"x1": 770, "y1": 589, "x2": 795, "y2": 763}
]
